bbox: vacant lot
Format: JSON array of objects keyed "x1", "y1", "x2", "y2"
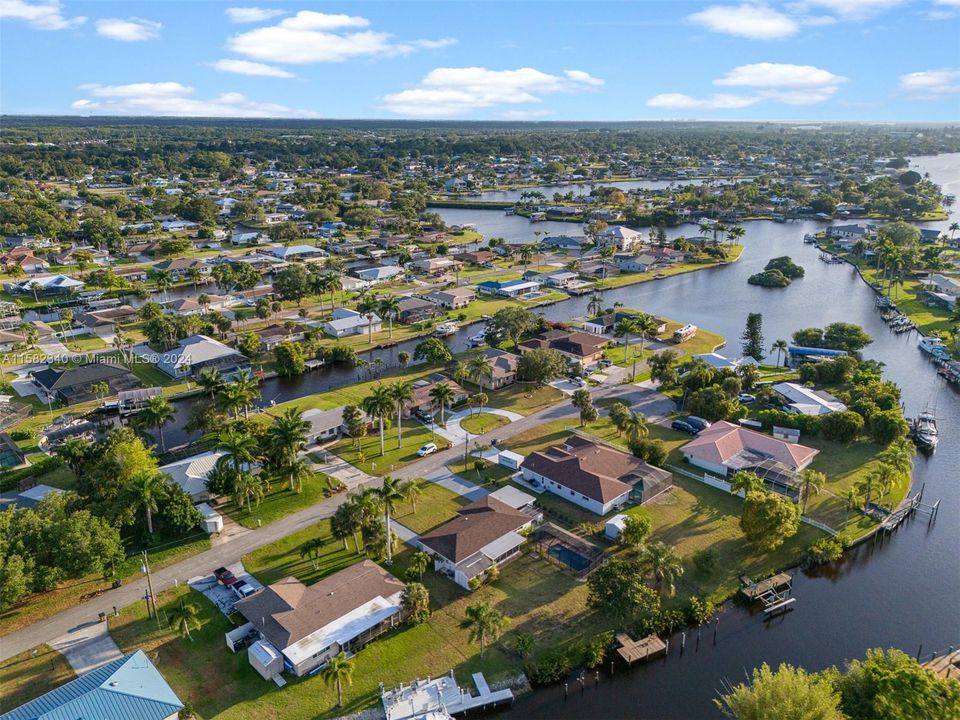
[{"x1": 393, "y1": 482, "x2": 469, "y2": 534}]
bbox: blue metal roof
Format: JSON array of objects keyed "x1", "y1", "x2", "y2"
[
  {"x1": 787, "y1": 345, "x2": 848, "y2": 357},
  {"x1": 1, "y1": 650, "x2": 183, "y2": 720}
]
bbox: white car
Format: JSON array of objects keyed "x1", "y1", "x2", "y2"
[{"x1": 417, "y1": 443, "x2": 438, "y2": 457}]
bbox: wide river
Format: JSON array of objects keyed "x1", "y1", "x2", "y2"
[{"x1": 157, "y1": 155, "x2": 959, "y2": 719}]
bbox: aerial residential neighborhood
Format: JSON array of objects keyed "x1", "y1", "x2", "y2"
[{"x1": 0, "y1": 2, "x2": 958, "y2": 720}]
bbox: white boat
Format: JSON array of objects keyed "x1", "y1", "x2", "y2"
[
  {"x1": 468, "y1": 332, "x2": 487, "y2": 346},
  {"x1": 433, "y1": 322, "x2": 459, "y2": 337},
  {"x1": 918, "y1": 336, "x2": 948, "y2": 357},
  {"x1": 803, "y1": 233, "x2": 818, "y2": 244},
  {"x1": 912, "y1": 411, "x2": 939, "y2": 450}
]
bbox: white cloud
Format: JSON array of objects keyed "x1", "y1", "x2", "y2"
[
  {"x1": 688, "y1": 3, "x2": 799, "y2": 39},
  {"x1": 796, "y1": 0, "x2": 907, "y2": 19},
  {"x1": 0, "y1": 0, "x2": 84, "y2": 30},
  {"x1": 72, "y1": 82, "x2": 316, "y2": 117},
  {"x1": 934, "y1": 0, "x2": 960, "y2": 5},
  {"x1": 226, "y1": 6, "x2": 287, "y2": 24},
  {"x1": 646, "y1": 93, "x2": 759, "y2": 110},
  {"x1": 898, "y1": 68, "x2": 960, "y2": 98},
  {"x1": 226, "y1": 10, "x2": 455, "y2": 63},
  {"x1": 209, "y1": 59, "x2": 295, "y2": 78},
  {"x1": 95, "y1": 17, "x2": 161, "y2": 42},
  {"x1": 647, "y1": 62, "x2": 846, "y2": 111},
  {"x1": 381, "y1": 67, "x2": 603, "y2": 118}
]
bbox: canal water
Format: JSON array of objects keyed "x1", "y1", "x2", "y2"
[{"x1": 155, "y1": 155, "x2": 959, "y2": 719}]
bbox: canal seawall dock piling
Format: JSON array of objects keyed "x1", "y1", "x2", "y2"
[
  {"x1": 740, "y1": 574, "x2": 796, "y2": 615},
  {"x1": 615, "y1": 633, "x2": 667, "y2": 666}
]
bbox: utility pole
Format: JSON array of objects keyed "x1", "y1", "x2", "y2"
[{"x1": 141, "y1": 550, "x2": 160, "y2": 630}]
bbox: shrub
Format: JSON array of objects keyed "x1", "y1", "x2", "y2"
[
  {"x1": 805, "y1": 537, "x2": 845, "y2": 566},
  {"x1": 8, "y1": 429, "x2": 34, "y2": 441},
  {"x1": 628, "y1": 437, "x2": 667, "y2": 465},
  {"x1": 525, "y1": 648, "x2": 576, "y2": 686},
  {"x1": 820, "y1": 410, "x2": 864, "y2": 443},
  {"x1": 686, "y1": 596, "x2": 715, "y2": 624}
]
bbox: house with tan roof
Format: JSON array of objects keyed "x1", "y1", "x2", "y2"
[
  {"x1": 418, "y1": 496, "x2": 536, "y2": 589},
  {"x1": 233, "y1": 560, "x2": 405, "y2": 678},
  {"x1": 519, "y1": 330, "x2": 609, "y2": 368},
  {"x1": 520, "y1": 436, "x2": 673, "y2": 515}
]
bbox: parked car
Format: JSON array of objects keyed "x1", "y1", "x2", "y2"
[
  {"x1": 231, "y1": 580, "x2": 257, "y2": 599},
  {"x1": 738, "y1": 393, "x2": 757, "y2": 404},
  {"x1": 686, "y1": 416, "x2": 711, "y2": 432},
  {"x1": 569, "y1": 376, "x2": 585, "y2": 387},
  {"x1": 598, "y1": 359, "x2": 613, "y2": 368},
  {"x1": 417, "y1": 442, "x2": 438, "y2": 457},
  {"x1": 214, "y1": 567, "x2": 239, "y2": 587},
  {"x1": 414, "y1": 408, "x2": 434, "y2": 422},
  {"x1": 671, "y1": 420, "x2": 698, "y2": 434}
]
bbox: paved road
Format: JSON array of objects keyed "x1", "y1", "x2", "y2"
[{"x1": 0, "y1": 382, "x2": 674, "y2": 661}]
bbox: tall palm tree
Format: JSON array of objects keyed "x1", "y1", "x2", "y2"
[
  {"x1": 771, "y1": 339, "x2": 789, "y2": 368},
  {"x1": 167, "y1": 600, "x2": 200, "y2": 641},
  {"x1": 461, "y1": 601, "x2": 508, "y2": 658},
  {"x1": 377, "y1": 475, "x2": 404, "y2": 564},
  {"x1": 429, "y1": 382, "x2": 455, "y2": 426},
  {"x1": 389, "y1": 380, "x2": 414, "y2": 449},
  {"x1": 401, "y1": 478, "x2": 423, "y2": 513},
  {"x1": 267, "y1": 407, "x2": 310, "y2": 491},
  {"x1": 232, "y1": 471, "x2": 265, "y2": 513},
  {"x1": 357, "y1": 294, "x2": 379, "y2": 345},
  {"x1": 727, "y1": 225, "x2": 745, "y2": 245},
  {"x1": 614, "y1": 318, "x2": 639, "y2": 363},
  {"x1": 468, "y1": 354, "x2": 494, "y2": 395},
  {"x1": 623, "y1": 411, "x2": 649, "y2": 444},
  {"x1": 197, "y1": 367, "x2": 224, "y2": 399},
  {"x1": 800, "y1": 469, "x2": 825, "y2": 513},
  {"x1": 126, "y1": 470, "x2": 168, "y2": 534},
  {"x1": 361, "y1": 385, "x2": 394, "y2": 457},
  {"x1": 320, "y1": 651, "x2": 354, "y2": 707},
  {"x1": 518, "y1": 244, "x2": 534, "y2": 269},
  {"x1": 587, "y1": 293, "x2": 604, "y2": 318},
  {"x1": 639, "y1": 541, "x2": 684, "y2": 599},
  {"x1": 633, "y1": 313, "x2": 659, "y2": 356},
  {"x1": 378, "y1": 295, "x2": 401, "y2": 339},
  {"x1": 216, "y1": 425, "x2": 259, "y2": 491},
  {"x1": 232, "y1": 369, "x2": 261, "y2": 419},
  {"x1": 878, "y1": 437, "x2": 914, "y2": 477},
  {"x1": 299, "y1": 536, "x2": 328, "y2": 570},
  {"x1": 140, "y1": 395, "x2": 175, "y2": 452}
]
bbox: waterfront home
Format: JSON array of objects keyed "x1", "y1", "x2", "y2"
[
  {"x1": 405, "y1": 375, "x2": 469, "y2": 418},
  {"x1": 418, "y1": 496, "x2": 535, "y2": 589},
  {"x1": 232, "y1": 224, "x2": 264, "y2": 244},
  {"x1": 919, "y1": 228, "x2": 944, "y2": 244},
  {"x1": 583, "y1": 311, "x2": 666, "y2": 337},
  {"x1": 164, "y1": 294, "x2": 231, "y2": 316},
  {"x1": 476, "y1": 278, "x2": 542, "y2": 298},
  {"x1": 425, "y1": 286, "x2": 476, "y2": 309},
  {"x1": 323, "y1": 308, "x2": 382, "y2": 338},
  {"x1": 826, "y1": 223, "x2": 877, "y2": 245},
  {"x1": 596, "y1": 225, "x2": 644, "y2": 251},
  {"x1": 233, "y1": 560, "x2": 405, "y2": 678},
  {"x1": 154, "y1": 257, "x2": 211, "y2": 281},
  {"x1": 254, "y1": 322, "x2": 308, "y2": 349},
  {"x1": 7, "y1": 273, "x2": 84, "y2": 296},
  {"x1": 680, "y1": 420, "x2": 819, "y2": 496},
  {"x1": 454, "y1": 250, "x2": 495, "y2": 265},
  {"x1": 114, "y1": 266, "x2": 150, "y2": 283},
  {"x1": 691, "y1": 352, "x2": 742, "y2": 370},
  {"x1": 773, "y1": 382, "x2": 847, "y2": 416},
  {"x1": 353, "y1": 265, "x2": 404, "y2": 284},
  {"x1": 397, "y1": 296, "x2": 441, "y2": 324},
  {"x1": 615, "y1": 253, "x2": 656, "y2": 273},
  {"x1": 923, "y1": 273, "x2": 960, "y2": 309},
  {"x1": 519, "y1": 329, "x2": 608, "y2": 367},
  {"x1": 526, "y1": 270, "x2": 578, "y2": 288},
  {"x1": 520, "y1": 436, "x2": 673, "y2": 515},
  {"x1": 31, "y1": 361, "x2": 140, "y2": 405},
  {"x1": 1, "y1": 649, "x2": 183, "y2": 720},
  {"x1": 409, "y1": 257, "x2": 461, "y2": 276},
  {"x1": 470, "y1": 348, "x2": 519, "y2": 389},
  {"x1": 0, "y1": 247, "x2": 49, "y2": 274},
  {"x1": 76, "y1": 304, "x2": 138, "y2": 330},
  {"x1": 543, "y1": 234, "x2": 587, "y2": 252},
  {"x1": 268, "y1": 244, "x2": 326, "y2": 261},
  {"x1": 154, "y1": 334, "x2": 250, "y2": 379},
  {"x1": 159, "y1": 450, "x2": 226, "y2": 501}
]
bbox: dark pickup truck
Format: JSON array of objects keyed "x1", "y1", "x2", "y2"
[{"x1": 214, "y1": 567, "x2": 239, "y2": 587}]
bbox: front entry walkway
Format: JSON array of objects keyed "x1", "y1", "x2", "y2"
[{"x1": 423, "y1": 407, "x2": 523, "y2": 445}]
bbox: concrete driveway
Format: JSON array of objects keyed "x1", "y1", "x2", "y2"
[
  {"x1": 188, "y1": 561, "x2": 263, "y2": 617},
  {"x1": 425, "y1": 408, "x2": 523, "y2": 445},
  {"x1": 49, "y1": 620, "x2": 122, "y2": 675}
]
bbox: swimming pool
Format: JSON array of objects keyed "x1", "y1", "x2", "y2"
[{"x1": 548, "y1": 544, "x2": 592, "y2": 572}]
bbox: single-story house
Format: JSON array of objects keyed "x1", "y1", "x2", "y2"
[
  {"x1": 159, "y1": 451, "x2": 226, "y2": 501},
  {"x1": 354, "y1": 265, "x2": 403, "y2": 284},
  {"x1": 615, "y1": 254, "x2": 656, "y2": 273},
  {"x1": 476, "y1": 279, "x2": 541, "y2": 298},
  {"x1": 773, "y1": 382, "x2": 847, "y2": 416},
  {"x1": 919, "y1": 228, "x2": 943, "y2": 244},
  {"x1": 1, "y1": 248, "x2": 49, "y2": 274},
  {"x1": 154, "y1": 258, "x2": 211, "y2": 281},
  {"x1": 115, "y1": 266, "x2": 150, "y2": 283},
  {"x1": 154, "y1": 334, "x2": 250, "y2": 379},
  {"x1": 692, "y1": 352, "x2": 742, "y2": 370},
  {"x1": 302, "y1": 407, "x2": 347, "y2": 443},
  {"x1": 234, "y1": 560, "x2": 405, "y2": 678},
  {"x1": 164, "y1": 294, "x2": 231, "y2": 316},
  {"x1": 582, "y1": 311, "x2": 666, "y2": 337},
  {"x1": 323, "y1": 308, "x2": 382, "y2": 338},
  {"x1": 232, "y1": 225, "x2": 264, "y2": 244},
  {"x1": 425, "y1": 287, "x2": 475, "y2": 310},
  {"x1": 409, "y1": 257, "x2": 461, "y2": 276},
  {"x1": 397, "y1": 297, "x2": 441, "y2": 324},
  {"x1": 487, "y1": 485, "x2": 541, "y2": 519},
  {"x1": 407, "y1": 375, "x2": 469, "y2": 417},
  {"x1": 680, "y1": 420, "x2": 820, "y2": 495},
  {"x1": 419, "y1": 496, "x2": 535, "y2": 589},
  {"x1": 520, "y1": 436, "x2": 673, "y2": 515},
  {"x1": 76, "y1": 304, "x2": 138, "y2": 330},
  {"x1": 454, "y1": 250, "x2": 495, "y2": 265},
  {"x1": 255, "y1": 322, "x2": 308, "y2": 349},
  {"x1": 269, "y1": 244, "x2": 326, "y2": 261},
  {"x1": 8, "y1": 274, "x2": 84, "y2": 296},
  {"x1": 31, "y1": 361, "x2": 139, "y2": 404},
  {"x1": 0, "y1": 650, "x2": 184, "y2": 720},
  {"x1": 0, "y1": 329, "x2": 24, "y2": 352},
  {"x1": 519, "y1": 330, "x2": 609, "y2": 367}
]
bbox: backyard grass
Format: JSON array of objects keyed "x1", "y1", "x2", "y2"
[
  {"x1": 484, "y1": 383, "x2": 565, "y2": 415},
  {"x1": 0, "y1": 533, "x2": 211, "y2": 637},
  {"x1": 243, "y1": 518, "x2": 365, "y2": 587},
  {"x1": 393, "y1": 482, "x2": 469, "y2": 534},
  {"x1": 61, "y1": 334, "x2": 108, "y2": 352},
  {"x1": 0, "y1": 645, "x2": 76, "y2": 712},
  {"x1": 328, "y1": 419, "x2": 438, "y2": 475},
  {"x1": 218, "y1": 471, "x2": 342, "y2": 528},
  {"x1": 459, "y1": 411, "x2": 510, "y2": 434}
]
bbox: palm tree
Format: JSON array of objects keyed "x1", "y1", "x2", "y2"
[
  {"x1": 587, "y1": 293, "x2": 604, "y2": 318},
  {"x1": 232, "y1": 369, "x2": 261, "y2": 419},
  {"x1": 167, "y1": 600, "x2": 200, "y2": 641},
  {"x1": 468, "y1": 354, "x2": 494, "y2": 394},
  {"x1": 878, "y1": 437, "x2": 914, "y2": 477},
  {"x1": 948, "y1": 222, "x2": 959, "y2": 243},
  {"x1": 357, "y1": 294, "x2": 379, "y2": 345},
  {"x1": 727, "y1": 225, "x2": 745, "y2": 245},
  {"x1": 461, "y1": 602, "x2": 507, "y2": 658},
  {"x1": 633, "y1": 313, "x2": 659, "y2": 356},
  {"x1": 126, "y1": 470, "x2": 168, "y2": 534},
  {"x1": 140, "y1": 395, "x2": 175, "y2": 452},
  {"x1": 376, "y1": 475, "x2": 404, "y2": 564},
  {"x1": 623, "y1": 411, "x2": 649, "y2": 444},
  {"x1": 855, "y1": 473, "x2": 879, "y2": 512},
  {"x1": 361, "y1": 385, "x2": 394, "y2": 457},
  {"x1": 267, "y1": 407, "x2": 310, "y2": 491},
  {"x1": 154, "y1": 269, "x2": 173, "y2": 300},
  {"x1": 217, "y1": 424, "x2": 259, "y2": 491},
  {"x1": 409, "y1": 550, "x2": 430, "y2": 580},
  {"x1": 401, "y1": 478, "x2": 423, "y2": 513},
  {"x1": 321, "y1": 651, "x2": 354, "y2": 707},
  {"x1": 800, "y1": 469, "x2": 825, "y2": 513},
  {"x1": 299, "y1": 536, "x2": 328, "y2": 570},
  {"x1": 770, "y1": 339, "x2": 789, "y2": 368},
  {"x1": 518, "y1": 244, "x2": 534, "y2": 269},
  {"x1": 639, "y1": 541, "x2": 684, "y2": 598},
  {"x1": 233, "y1": 471, "x2": 265, "y2": 513},
  {"x1": 388, "y1": 380, "x2": 414, "y2": 449},
  {"x1": 197, "y1": 367, "x2": 224, "y2": 399},
  {"x1": 614, "y1": 318, "x2": 639, "y2": 363},
  {"x1": 429, "y1": 382, "x2": 455, "y2": 426},
  {"x1": 378, "y1": 295, "x2": 400, "y2": 339}
]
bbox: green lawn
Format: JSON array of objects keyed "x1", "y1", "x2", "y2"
[
  {"x1": 393, "y1": 482, "x2": 469, "y2": 534},
  {"x1": 328, "y1": 419, "x2": 439, "y2": 475},
  {"x1": 61, "y1": 334, "x2": 108, "y2": 352},
  {"x1": 447, "y1": 458, "x2": 517, "y2": 485},
  {"x1": 243, "y1": 518, "x2": 365, "y2": 587},
  {"x1": 459, "y1": 411, "x2": 510, "y2": 434},
  {"x1": 218, "y1": 472, "x2": 343, "y2": 529},
  {"x1": 0, "y1": 645, "x2": 76, "y2": 712},
  {"x1": 485, "y1": 383, "x2": 565, "y2": 415}
]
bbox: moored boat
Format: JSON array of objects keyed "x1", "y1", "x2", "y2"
[
  {"x1": 918, "y1": 335, "x2": 949, "y2": 357},
  {"x1": 911, "y1": 411, "x2": 939, "y2": 450},
  {"x1": 433, "y1": 321, "x2": 459, "y2": 337}
]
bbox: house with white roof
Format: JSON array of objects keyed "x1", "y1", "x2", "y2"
[
  {"x1": 773, "y1": 382, "x2": 847, "y2": 416},
  {"x1": 596, "y1": 225, "x2": 644, "y2": 251},
  {"x1": 6, "y1": 274, "x2": 84, "y2": 296},
  {"x1": 323, "y1": 308, "x2": 382, "y2": 338},
  {"x1": 159, "y1": 450, "x2": 226, "y2": 501},
  {"x1": 153, "y1": 334, "x2": 250, "y2": 379},
  {"x1": 269, "y1": 244, "x2": 326, "y2": 261},
  {"x1": 354, "y1": 265, "x2": 403, "y2": 284}
]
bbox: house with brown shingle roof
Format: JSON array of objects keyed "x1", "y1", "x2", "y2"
[
  {"x1": 418, "y1": 496, "x2": 535, "y2": 589},
  {"x1": 519, "y1": 330, "x2": 609, "y2": 368},
  {"x1": 233, "y1": 560, "x2": 405, "y2": 677},
  {"x1": 520, "y1": 436, "x2": 673, "y2": 515}
]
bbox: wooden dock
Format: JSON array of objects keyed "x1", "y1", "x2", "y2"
[
  {"x1": 922, "y1": 649, "x2": 959, "y2": 680},
  {"x1": 740, "y1": 573, "x2": 792, "y2": 600},
  {"x1": 615, "y1": 633, "x2": 666, "y2": 665}
]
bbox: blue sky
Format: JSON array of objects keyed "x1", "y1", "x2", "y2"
[{"x1": 1, "y1": 0, "x2": 959, "y2": 120}]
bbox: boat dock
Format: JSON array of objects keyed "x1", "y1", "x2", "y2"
[
  {"x1": 922, "y1": 648, "x2": 959, "y2": 680},
  {"x1": 381, "y1": 670, "x2": 513, "y2": 720},
  {"x1": 740, "y1": 574, "x2": 796, "y2": 615},
  {"x1": 879, "y1": 484, "x2": 940, "y2": 533},
  {"x1": 615, "y1": 632, "x2": 666, "y2": 665}
]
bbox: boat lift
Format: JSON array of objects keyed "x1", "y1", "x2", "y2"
[{"x1": 740, "y1": 574, "x2": 796, "y2": 616}]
